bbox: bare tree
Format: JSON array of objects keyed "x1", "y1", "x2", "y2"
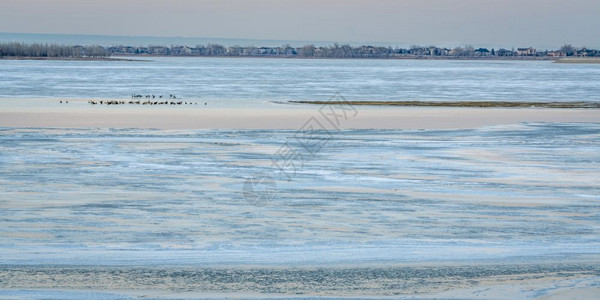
[
  {"x1": 300, "y1": 44, "x2": 316, "y2": 57},
  {"x1": 560, "y1": 44, "x2": 576, "y2": 56}
]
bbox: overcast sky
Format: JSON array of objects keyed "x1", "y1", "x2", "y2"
[{"x1": 1, "y1": 0, "x2": 598, "y2": 48}]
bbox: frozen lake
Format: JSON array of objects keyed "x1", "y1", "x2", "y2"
[
  {"x1": 1, "y1": 57, "x2": 600, "y2": 103},
  {"x1": 1, "y1": 56, "x2": 600, "y2": 297},
  {"x1": 1, "y1": 123, "x2": 599, "y2": 266}
]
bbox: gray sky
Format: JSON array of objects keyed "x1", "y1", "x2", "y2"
[{"x1": 1, "y1": 0, "x2": 599, "y2": 48}]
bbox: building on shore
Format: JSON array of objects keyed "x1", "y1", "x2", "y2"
[{"x1": 516, "y1": 47, "x2": 536, "y2": 56}]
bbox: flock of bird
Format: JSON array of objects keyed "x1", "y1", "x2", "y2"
[
  {"x1": 87, "y1": 100, "x2": 202, "y2": 106},
  {"x1": 57, "y1": 94, "x2": 207, "y2": 106},
  {"x1": 132, "y1": 93, "x2": 178, "y2": 99}
]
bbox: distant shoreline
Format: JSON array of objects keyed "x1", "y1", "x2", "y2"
[
  {"x1": 3, "y1": 41, "x2": 599, "y2": 61},
  {"x1": 291, "y1": 100, "x2": 600, "y2": 108},
  {"x1": 0, "y1": 54, "x2": 556, "y2": 62},
  {"x1": 4, "y1": 54, "x2": 600, "y2": 63},
  {"x1": 554, "y1": 57, "x2": 600, "y2": 64},
  {"x1": 4, "y1": 55, "x2": 600, "y2": 63},
  {"x1": 0, "y1": 56, "x2": 144, "y2": 62},
  {"x1": 0, "y1": 53, "x2": 556, "y2": 62},
  {"x1": 111, "y1": 53, "x2": 558, "y2": 61}
]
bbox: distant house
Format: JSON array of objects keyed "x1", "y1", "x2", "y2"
[
  {"x1": 191, "y1": 47, "x2": 203, "y2": 55},
  {"x1": 409, "y1": 47, "x2": 427, "y2": 56},
  {"x1": 547, "y1": 51, "x2": 564, "y2": 57},
  {"x1": 576, "y1": 48, "x2": 589, "y2": 57},
  {"x1": 148, "y1": 46, "x2": 169, "y2": 55},
  {"x1": 395, "y1": 48, "x2": 410, "y2": 55},
  {"x1": 73, "y1": 45, "x2": 85, "y2": 56},
  {"x1": 474, "y1": 48, "x2": 490, "y2": 56},
  {"x1": 171, "y1": 46, "x2": 192, "y2": 55},
  {"x1": 257, "y1": 47, "x2": 270, "y2": 55},
  {"x1": 283, "y1": 47, "x2": 296, "y2": 56},
  {"x1": 516, "y1": 47, "x2": 536, "y2": 56},
  {"x1": 496, "y1": 48, "x2": 513, "y2": 56},
  {"x1": 108, "y1": 46, "x2": 135, "y2": 54}
]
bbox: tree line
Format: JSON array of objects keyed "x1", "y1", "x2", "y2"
[
  {"x1": 0, "y1": 42, "x2": 111, "y2": 58},
  {"x1": 107, "y1": 43, "x2": 600, "y2": 58},
  {"x1": 2, "y1": 42, "x2": 598, "y2": 59}
]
